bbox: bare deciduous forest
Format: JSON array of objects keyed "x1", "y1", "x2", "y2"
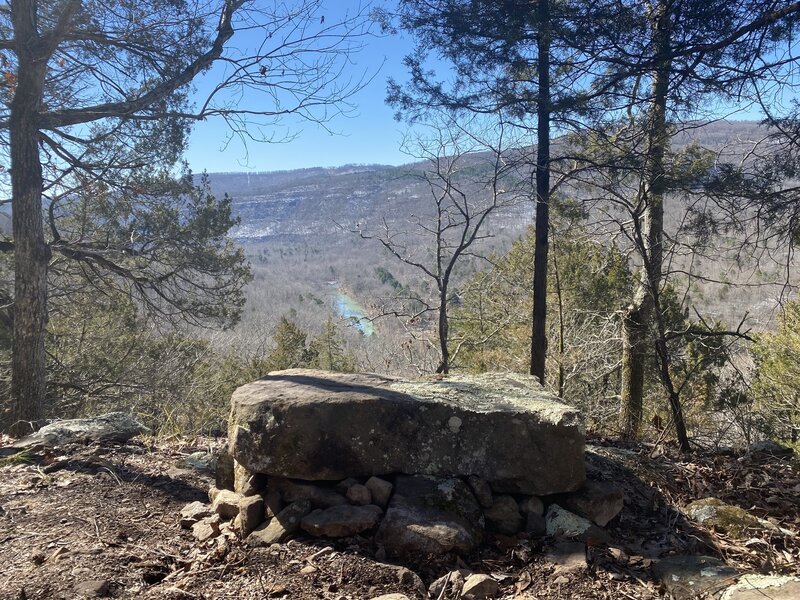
[{"x1": 1, "y1": 1, "x2": 800, "y2": 598}]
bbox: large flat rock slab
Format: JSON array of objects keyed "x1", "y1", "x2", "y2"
[{"x1": 229, "y1": 369, "x2": 585, "y2": 495}]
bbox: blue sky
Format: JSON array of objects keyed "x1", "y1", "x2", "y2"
[{"x1": 184, "y1": 2, "x2": 417, "y2": 174}]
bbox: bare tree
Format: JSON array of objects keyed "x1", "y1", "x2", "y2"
[
  {"x1": 0, "y1": 0, "x2": 372, "y2": 434},
  {"x1": 358, "y1": 116, "x2": 521, "y2": 374}
]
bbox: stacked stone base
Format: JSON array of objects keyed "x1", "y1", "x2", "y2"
[{"x1": 181, "y1": 468, "x2": 623, "y2": 556}]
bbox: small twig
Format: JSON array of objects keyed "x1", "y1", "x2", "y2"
[{"x1": 435, "y1": 570, "x2": 452, "y2": 600}]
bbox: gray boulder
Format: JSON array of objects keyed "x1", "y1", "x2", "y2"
[
  {"x1": 229, "y1": 370, "x2": 584, "y2": 495},
  {"x1": 653, "y1": 555, "x2": 738, "y2": 600},
  {"x1": 375, "y1": 475, "x2": 484, "y2": 556},
  {"x1": 7, "y1": 412, "x2": 149, "y2": 449},
  {"x1": 749, "y1": 439, "x2": 793, "y2": 457}
]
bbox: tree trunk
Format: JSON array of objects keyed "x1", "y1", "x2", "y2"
[
  {"x1": 7, "y1": 0, "x2": 50, "y2": 436},
  {"x1": 436, "y1": 291, "x2": 449, "y2": 374},
  {"x1": 619, "y1": 1, "x2": 670, "y2": 441},
  {"x1": 619, "y1": 302, "x2": 648, "y2": 439},
  {"x1": 530, "y1": 0, "x2": 551, "y2": 385}
]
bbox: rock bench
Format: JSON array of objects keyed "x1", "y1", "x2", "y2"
[
  {"x1": 188, "y1": 369, "x2": 621, "y2": 556},
  {"x1": 226, "y1": 369, "x2": 585, "y2": 495}
]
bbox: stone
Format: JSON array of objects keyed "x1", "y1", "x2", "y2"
[
  {"x1": 239, "y1": 495, "x2": 265, "y2": 537},
  {"x1": 544, "y1": 542, "x2": 587, "y2": 573},
  {"x1": 264, "y1": 490, "x2": 283, "y2": 519},
  {"x1": 376, "y1": 475, "x2": 484, "y2": 556},
  {"x1": 267, "y1": 477, "x2": 349, "y2": 508},
  {"x1": 241, "y1": 473, "x2": 269, "y2": 497},
  {"x1": 179, "y1": 501, "x2": 212, "y2": 529},
  {"x1": 299, "y1": 565, "x2": 318, "y2": 575},
  {"x1": 182, "y1": 451, "x2": 215, "y2": 472},
  {"x1": 211, "y1": 489, "x2": 242, "y2": 519},
  {"x1": 229, "y1": 370, "x2": 585, "y2": 495},
  {"x1": 428, "y1": 571, "x2": 467, "y2": 599},
  {"x1": 346, "y1": 483, "x2": 372, "y2": 506},
  {"x1": 562, "y1": 481, "x2": 624, "y2": 527},
  {"x1": 526, "y1": 512, "x2": 547, "y2": 537},
  {"x1": 461, "y1": 574, "x2": 499, "y2": 599},
  {"x1": 74, "y1": 579, "x2": 110, "y2": 597},
  {"x1": 300, "y1": 505, "x2": 383, "y2": 537},
  {"x1": 365, "y1": 476, "x2": 393, "y2": 509},
  {"x1": 379, "y1": 564, "x2": 426, "y2": 597},
  {"x1": 247, "y1": 500, "x2": 311, "y2": 546},
  {"x1": 8, "y1": 412, "x2": 149, "y2": 449},
  {"x1": 484, "y1": 495, "x2": 524, "y2": 535},
  {"x1": 233, "y1": 460, "x2": 253, "y2": 494},
  {"x1": 653, "y1": 555, "x2": 738, "y2": 600},
  {"x1": 215, "y1": 448, "x2": 235, "y2": 491},
  {"x1": 192, "y1": 515, "x2": 221, "y2": 542},
  {"x1": 336, "y1": 477, "x2": 360, "y2": 494},
  {"x1": 544, "y1": 504, "x2": 609, "y2": 544},
  {"x1": 519, "y1": 495, "x2": 544, "y2": 516},
  {"x1": 685, "y1": 498, "x2": 778, "y2": 540},
  {"x1": 467, "y1": 475, "x2": 493, "y2": 508},
  {"x1": 749, "y1": 440, "x2": 793, "y2": 457},
  {"x1": 370, "y1": 595, "x2": 410, "y2": 600},
  {"x1": 720, "y1": 575, "x2": 800, "y2": 600},
  {"x1": 208, "y1": 486, "x2": 221, "y2": 503}
]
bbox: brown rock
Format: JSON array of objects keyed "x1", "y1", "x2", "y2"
[
  {"x1": 211, "y1": 489, "x2": 242, "y2": 519},
  {"x1": 247, "y1": 500, "x2": 311, "y2": 546},
  {"x1": 192, "y1": 515, "x2": 221, "y2": 542},
  {"x1": 179, "y1": 501, "x2": 212, "y2": 529},
  {"x1": 346, "y1": 483, "x2": 372, "y2": 506},
  {"x1": 300, "y1": 504, "x2": 383, "y2": 537},
  {"x1": 241, "y1": 473, "x2": 268, "y2": 497},
  {"x1": 428, "y1": 571, "x2": 468, "y2": 599},
  {"x1": 461, "y1": 574, "x2": 499, "y2": 599},
  {"x1": 365, "y1": 476, "x2": 393, "y2": 509},
  {"x1": 484, "y1": 495, "x2": 523, "y2": 535},
  {"x1": 238, "y1": 494, "x2": 265, "y2": 537},
  {"x1": 562, "y1": 481, "x2": 624, "y2": 527},
  {"x1": 268, "y1": 477, "x2": 348, "y2": 508},
  {"x1": 214, "y1": 448, "x2": 235, "y2": 491}
]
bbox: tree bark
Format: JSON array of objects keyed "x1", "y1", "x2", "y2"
[
  {"x1": 619, "y1": 1, "x2": 670, "y2": 441},
  {"x1": 7, "y1": 0, "x2": 50, "y2": 436},
  {"x1": 436, "y1": 291, "x2": 449, "y2": 374},
  {"x1": 530, "y1": 0, "x2": 551, "y2": 385}
]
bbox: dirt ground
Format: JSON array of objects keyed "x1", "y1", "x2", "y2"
[{"x1": 0, "y1": 437, "x2": 797, "y2": 600}]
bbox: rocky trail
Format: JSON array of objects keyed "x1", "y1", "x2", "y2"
[{"x1": 1, "y1": 434, "x2": 797, "y2": 600}]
